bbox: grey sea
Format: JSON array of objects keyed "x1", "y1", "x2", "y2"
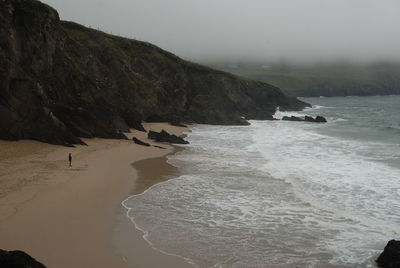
[{"x1": 123, "y1": 95, "x2": 400, "y2": 268}]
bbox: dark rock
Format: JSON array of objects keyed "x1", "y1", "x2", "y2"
[
  {"x1": 153, "y1": 145, "x2": 166, "y2": 149},
  {"x1": 114, "y1": 116, "x2": 130, "y2": 133},
  {"x1": 148, "y1": 130, "x2": 189, "y2": 144},
  {"x1": 282, "y1": 115, "x2": 327, "y2": 123},
  {"x1": 0, "y1": 249, "x2": 46, "y2": 268},
  {"x1": 145, "y1": 114, "x2": 168, "y2": 123},
  {"x1": 304, "y1": 116, "x2": 316, "y2": 122},
  {"x1": 281, "y1": 116, "x2": 290, "y2": 121},
  {"x1": 315, "y1": 116, "x2": 327, "y2": 123},
  {"x1": 0, "y1": 0, "x2": 309, "y2": 146},
  {"x1": 132, "y1": 137, "x2": 150, "y2": 147},
  {"x1": 282, "y1": 116, "x2": 304, "y2": 121},
  {"x1": 170, "y1": 121, "x2": 187, "y2": 127},
  {"x1": 115, "y1": 130, "x2": 129, "y2": 140},
  {"x1": 131, "y1": 121, "x2": 146, "y2": 132},
  {"x1": 376, "y1": 240, "x2": 400, "y2": 268},
  {"x1": 147, "y1": 131, "x2": 159, "y2": 140}
]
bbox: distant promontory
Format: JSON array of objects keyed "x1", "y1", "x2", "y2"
[{"x1": 210, "y1": 62, "x2": 400, "y2": 97}]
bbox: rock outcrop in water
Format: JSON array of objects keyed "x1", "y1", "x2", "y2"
[
  {"x1": 0, "y1": 249, "x2": 46, "y2": 268},
  {"x1": 282, "y1": 115, "x2": 327, "y2": 123},
  {"x1": 282, "y1": 116, "x2": 304, "y2": 122},
  {"x1": 0, "y1": 0, "x2": 308, "y2": 146},
  {"x1": 305, "y1": 115, "x2": 327, "y2": 123},
  {"x1": 376, "y1": 240, "x2": 400, "y2": 268}
]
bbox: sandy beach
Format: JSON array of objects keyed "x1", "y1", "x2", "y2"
[{"x1": 0, "y1": 123, "x2": 193, "y2": 268}]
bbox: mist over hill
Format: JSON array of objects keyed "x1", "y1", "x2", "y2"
[{"x1": 42, "y1": 0, "x2": 400, "y2": 64}]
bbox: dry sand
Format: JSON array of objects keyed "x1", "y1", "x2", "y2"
[{"x1": 0, "y1": 123, "x2": 193, "y2": 268}]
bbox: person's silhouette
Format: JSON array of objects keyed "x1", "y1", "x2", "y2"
[{"x1": 68, "y1": 153, "x2": 72, "y2": 167}]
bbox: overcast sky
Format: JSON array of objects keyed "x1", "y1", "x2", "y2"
[{"x1": 43, "y1": 0, "x2": 400, "y2": 63}]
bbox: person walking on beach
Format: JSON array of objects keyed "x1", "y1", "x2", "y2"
[{"x1": 68, "y1": 153, "x2": 72, "y2": 167}]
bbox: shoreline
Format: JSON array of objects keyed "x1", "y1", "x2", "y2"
[
  {"x1": 114, "y1": 152, "x2": 194, "y2": 267},
  {"x1": 0, "y1": 122, "x2": 192, "y2": 268}
]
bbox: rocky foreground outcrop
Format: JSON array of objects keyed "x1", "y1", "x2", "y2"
[
  {"x1": 0, "y1": 249, "x2": 46, "y2": 268},
  {"x1": 0, "y1": 0, "x2": 308, "y2": 146},
  {"x1": 376, "y1": 240, "x2": 400, "y2": 268}
]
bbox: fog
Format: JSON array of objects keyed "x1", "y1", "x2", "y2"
[{"x1": 42, "y1": 0, "x2": 400, "y2": 63}]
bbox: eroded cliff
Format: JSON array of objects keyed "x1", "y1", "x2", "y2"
[{"x1": 0, "y1": 0, "x2": 308, "y2": 145}]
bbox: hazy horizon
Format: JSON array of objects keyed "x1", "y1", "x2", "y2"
[{"x1": 42, "y1": 0, "x2": 400, "y2": 64}]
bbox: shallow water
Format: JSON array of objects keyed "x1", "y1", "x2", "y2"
[{"x1": 123, "y1": 95, "x2": 400, "y2": 268}]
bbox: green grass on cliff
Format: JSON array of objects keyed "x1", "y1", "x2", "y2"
[
  {"x1": 62, "y1": 23, "x2": 127, "y2": 59},
  {"x1": 61, "y1": 21, "x2": 246, "y2": 83}
]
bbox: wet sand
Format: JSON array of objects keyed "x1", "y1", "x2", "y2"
[
  {"x1": 113, "y1": 152, "x2": 193, "y2": 267},
  {"x1": 0, "y1": 123, "x2": 192, "y2": 268}
]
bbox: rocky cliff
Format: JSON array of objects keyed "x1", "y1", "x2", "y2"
[{"x1": 0, "y1": 0, "x2": 308, "y2": 145}]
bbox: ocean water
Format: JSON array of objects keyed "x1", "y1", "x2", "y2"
[{"x1": 123, "y1": 95, "x2": 400, "y2": 268}]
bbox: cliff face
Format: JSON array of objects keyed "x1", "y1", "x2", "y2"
[{"x1": 0, "y1": 0, "x2": 308, "y2": 145}]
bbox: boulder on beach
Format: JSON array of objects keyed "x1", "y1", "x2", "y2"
[
  {"x1": 376, "y1": 240, "x2": 400, "y2": 268},
  {"x1": 132, "y1": 137, "x2": 150, "y2": 147},
  {"x1": 170, "y1": 121, "x2": 187, "y2": 127},
  {"x1": 0, "y1": 249, "x2": 46, "y2": 268},
  {"x1": 148, "y1": 130, "x2": 189, "y2": 144}
]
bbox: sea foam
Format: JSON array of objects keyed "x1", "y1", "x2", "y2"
[{"x1": 123, "y1": 96, "x2": 400, "y2": 268}]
